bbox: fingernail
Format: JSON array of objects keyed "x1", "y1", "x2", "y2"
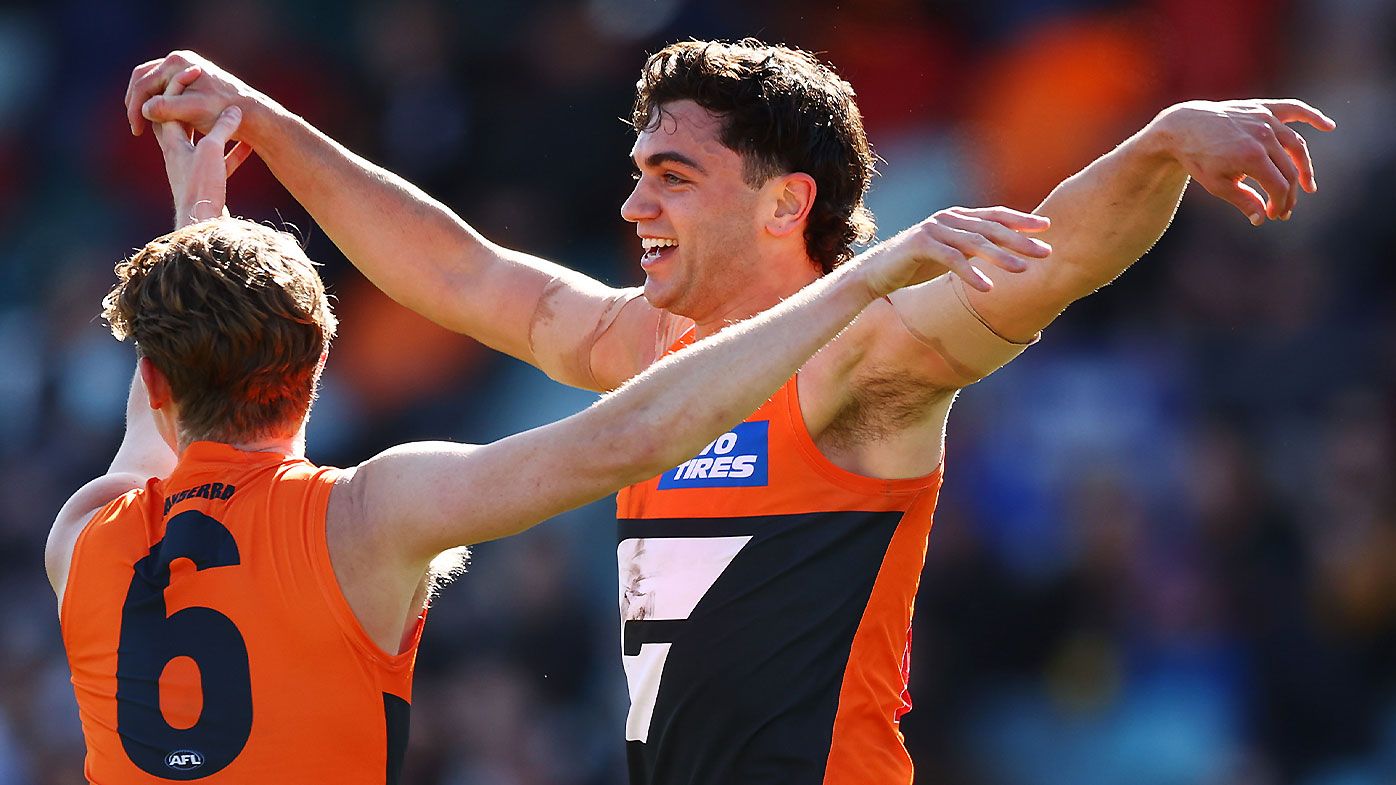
[
  {"x1": 1282, "y1": 210, "x2": 1292, "y2": 221},
  {"x1": 226, "y1": 105, "x2": 242, "y2": 119},
  {"x1": 1249, "y1": 213, "x2": 1263, "y2": 227},
  {"x1": 142, "y1": 97, "x2": 157, "y2": 117}
]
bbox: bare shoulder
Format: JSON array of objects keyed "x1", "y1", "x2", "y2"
[
  {"x1": 47, "y1": 473, "x2": 149, "y2": 606},
  {"x1": 326, "y1": 441, "x2": 486, "y2": 565},
  {"x1": 590, "y1": 295, "x2": 695, "y2": 390}
]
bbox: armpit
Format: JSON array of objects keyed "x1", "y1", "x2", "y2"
[
  {"x1": 819, "y1": 371, "x2": 951, "y2": 452},
  {"x1": 888, "y1": 274, "x2": 1040, "y2": 387}
]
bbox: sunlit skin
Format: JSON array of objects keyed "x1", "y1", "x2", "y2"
[
  {"x1": 622, "y1": 100, "x2": 822, "y2": 338},
  {"x1": 139, "y1": 357, "x2": 307, "y2": 457}
]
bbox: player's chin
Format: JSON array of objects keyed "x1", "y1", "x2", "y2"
[{"x1": 642, "y1": 274, "x2": 680, "y2": 311}]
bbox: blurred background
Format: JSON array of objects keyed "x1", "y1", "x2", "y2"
[{"x1": 1, "y1": 0, "x2": 1393, "y2": 783}]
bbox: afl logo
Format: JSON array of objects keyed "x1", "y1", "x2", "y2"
[{"x1": 165, "y1": 750, "x2": 205, "y2": 771}]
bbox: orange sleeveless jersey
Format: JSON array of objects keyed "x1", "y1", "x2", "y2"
[
  {"x1": 616, "y1": 338, "x2": 942, "y2": 785},
  {"x1": 60, "y1": 442, "x2": 423, "y2": 784}
]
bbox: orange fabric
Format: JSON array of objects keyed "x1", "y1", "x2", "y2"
[
  {"x1": 617, "y1": 339, "x2": 938, "y2": 521},
  {"x1": 821, "y1": 488, "x2": 940, "y2": 784},
  {"x1": 617, "y1": 332, "x2": 941, "y2": 785},
  {"x1": 60, "y1": 442, "x2": 422, "y2": 784}
]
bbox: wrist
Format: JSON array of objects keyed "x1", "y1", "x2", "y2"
[
  {"x1": 833, "y1": 260, "x2": 884, "y2": 309},
  {"x1": 175, "y1": 199, "x2": 225, "y2": 228},
  {"x1": 232, "y1": 89, "x2": 278, "y2": 150},
  {"x1": 1130, "y1": 120, "x2": 1178, "y2": 164}
]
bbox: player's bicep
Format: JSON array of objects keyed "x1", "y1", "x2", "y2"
[
  {"x1": 588, "y1": 293, "x2": 678, "y2": 391},
  {"x1": 47, "y1": 473, "x2": 146, "y2": 603},
  {"x1": 350, "y1": 421, "x2": 641, "y2": 561},
  {"x1": 515, "y1": 263, "x2": 664, "y2": 391},
  {"x1": 880, "y1": 273, "x2": 1038, "y2": 388}
]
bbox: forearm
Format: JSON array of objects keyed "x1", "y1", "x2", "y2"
[
  {"x1": 1037, "y1": 125, "x2": 1190, "y2": 291},
  {"x1": 108, "y1": 369, "x2": 177, "y2": 479},
  {"x1": 589, "y1": 264, "x2": 876, "y2": 481},
  {"x1": 972, "y1": 125, "x2": 1190, "y2": 340},
  {"x1": 243, "y1": 103, "x2": 561, "y2": 360}
]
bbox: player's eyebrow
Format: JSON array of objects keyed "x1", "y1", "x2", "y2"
[{"x1": 636, "y1": 151, "x2": 707, "y2": 175}]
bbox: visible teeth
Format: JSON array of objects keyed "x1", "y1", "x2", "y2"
[{"x1": 641, "y1": 238, "x2": 678, "y2": 250}]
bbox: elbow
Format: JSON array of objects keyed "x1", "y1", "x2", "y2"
[
  {"x1": 588, "y1": 411, "x2": 678, "y2": 488},
  {"x1": 623, "y1": 425, "x2": 681, "y2": 485},
  {"x1": 608, "y1": 405, "x2": 738, "y2": 487}
]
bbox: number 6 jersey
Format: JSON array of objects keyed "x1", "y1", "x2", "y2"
[
  {"x1": 60, "y1": 442, "x2": 421, "y2": 783},
  {"x1": 616, "y1": 366, "x2": 943, "y2": 785}
]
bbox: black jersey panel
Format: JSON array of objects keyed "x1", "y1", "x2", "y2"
[{"x1": 619, "y1": 510, "x2": 903, "y2": 785}]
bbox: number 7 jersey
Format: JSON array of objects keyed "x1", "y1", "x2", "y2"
[
  {"x1": 616, "y1": 367, "x2": 943, "y2": 785},
  {"x1": 59, "y1": 442, "x2": 421, "y2": 783}
]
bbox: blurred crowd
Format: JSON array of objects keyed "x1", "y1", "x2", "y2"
[{"x1": 1, "y1": 0, "x2": 1393, "y2": 783}]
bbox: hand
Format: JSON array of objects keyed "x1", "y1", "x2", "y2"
[
  {"x1": 153, "y1": 66, "x2": 251, "y2": 227},
  {"x1": 126, "y1": 50, "x2": 261, "y2": 154},
  {"x1": 1149, "y1": 99, "x2": 1336, "y2": 225},
  {"x1": 857, "y1": 206, "x2": 1052, "y2": 298}
]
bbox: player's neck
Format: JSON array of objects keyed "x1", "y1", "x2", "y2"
[
  {"x1": 178, "y1": 426, "x2": 307, "y2": 459},
  {"x1": 228, "y1": 433, "x2": 305, "y2": 458},
  {"x1": 692, "y1": 256, "x2": 821, "y2": 340}
]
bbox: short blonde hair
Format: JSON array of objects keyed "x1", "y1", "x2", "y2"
[{"x1": 102, "y1": 217, "x2": 338, "y2": 444}]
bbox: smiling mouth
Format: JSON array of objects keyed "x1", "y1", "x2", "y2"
[{"x1": 640, "y1": 238, "x2": 678, "y2": 268}]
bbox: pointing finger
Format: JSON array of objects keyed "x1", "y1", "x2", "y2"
[{"x1": 1258, "y1": 99, "x2": 1337, "y2": 131}]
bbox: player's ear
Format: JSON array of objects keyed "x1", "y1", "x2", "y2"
[
  {"x1": 764, "y1": 172, "x2": 816, "y2": 238},
  {"x1": 138, "y1": 356, "x2": 174, "y2": 410}
]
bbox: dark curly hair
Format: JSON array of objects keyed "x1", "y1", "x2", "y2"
[
  {"x1": 632, "y1": 39, "x2": 877, "y2": 273},
  {"x1": 102, "y1": 217, "x2": 337, "y2": 444}
]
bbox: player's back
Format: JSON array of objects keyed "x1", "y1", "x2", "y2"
[{"x1": 60, "y1": 441, "x2": 421, "y2": 784}]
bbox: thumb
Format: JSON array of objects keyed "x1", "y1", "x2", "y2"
[{"x1": 203, "y1": 105, "x2": 243, "y2": 148}]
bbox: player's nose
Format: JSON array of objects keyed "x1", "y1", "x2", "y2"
[{"x1": 621, "y1": 180, "x2": 659, "y2": 223}]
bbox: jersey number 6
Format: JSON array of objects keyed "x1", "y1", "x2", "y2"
[{"x1": 116, "y1": 510, "x2": 253, "y2": 779}]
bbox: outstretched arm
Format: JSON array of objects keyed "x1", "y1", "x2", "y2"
[
  {"x1": 964, "y1": 99, "x2": 1336, "y2": 343},
  {"x1": 877, "y1": 99, "x2": 1336, "y2": 386},
  {"x1": 127, "y1": 52, "x2": 656, "y2": 392},
  {"x1": 46, "y1": 88, "x2": 245, "y2": 605},
  {"x1": 341, "y1": 217, "x2": 993, "y2": 564}
]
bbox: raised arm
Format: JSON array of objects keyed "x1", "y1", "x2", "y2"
[
  {"x1": 877, "y1": 99, "x2": 1335, "y2": 386},
  {"x1": 967, "y1": 99, "x2": 1334, "y2": 342},
  {"x1": 126, "y1": 52, "x2": 657, "y2": 392},
  {"x1": 46, "y1": 86, "x2": 246, "y2": 606},
  {"x1": 342, "y1": 220, "x2": 981, "y2": 564},
  {"x1": 46, "y1": 367, "x2": 177, "y2": 605}
]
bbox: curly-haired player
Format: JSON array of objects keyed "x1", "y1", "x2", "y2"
[
  {"x1": 126, "y1": 39, "x2": 1333, "y2": 784},
  {"x1": 50, "y1": 67, "x2": 1042, "y2": 783}
]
